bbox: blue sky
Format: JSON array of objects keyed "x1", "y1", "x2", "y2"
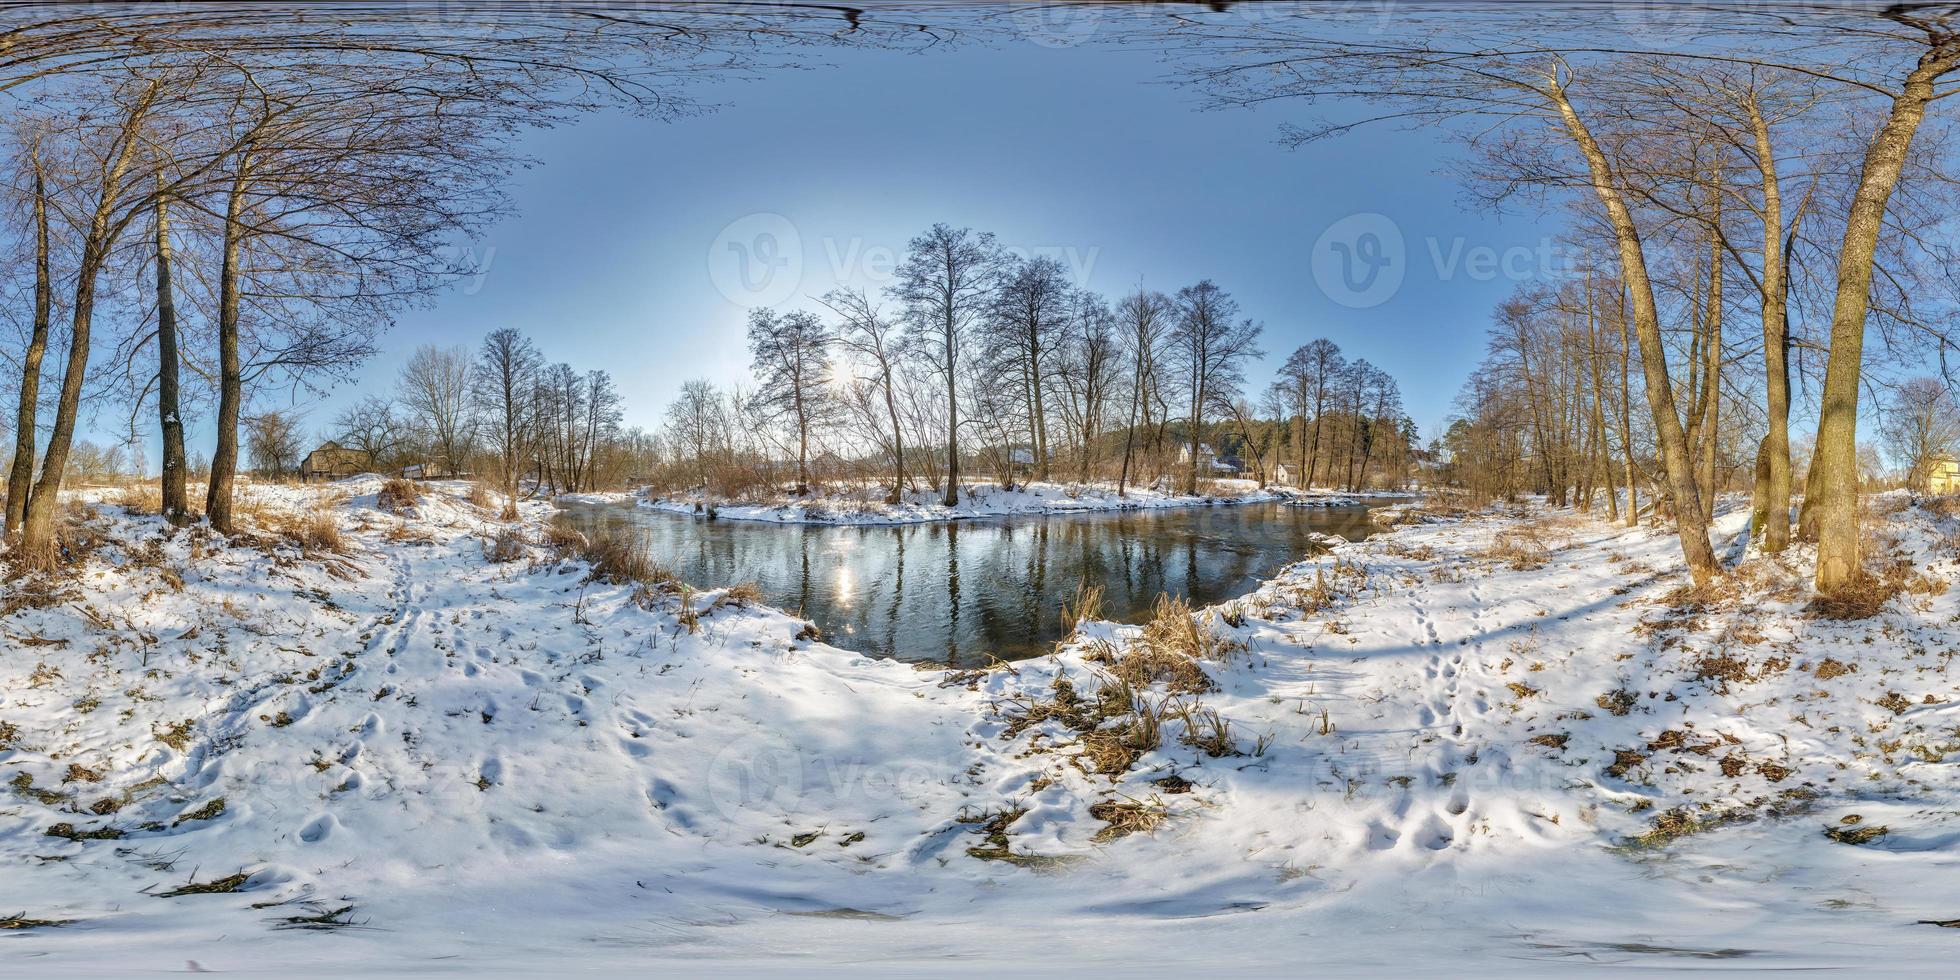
[{"x1": 129, "y1": 30, "x2": 1571, "y2": 461}]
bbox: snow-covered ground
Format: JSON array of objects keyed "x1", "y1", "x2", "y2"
[
  {"x1": 643, "y1": 479, "x2": 1373, "y2": 525},
  {"x1": 3, "y1": 479, "x2": 1957, "y2": 975}
]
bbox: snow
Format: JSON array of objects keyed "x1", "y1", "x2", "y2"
[
  {"x1": 3, "y1": 481, "x2": 1958, "y2": 974},
  {"x1": 642, "y1": 479, "x2": 1372, "y2": 525}
]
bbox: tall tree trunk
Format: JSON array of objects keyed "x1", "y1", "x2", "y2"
[
  {"x1": 942, "y1": 312, "x2": 959, "y2": 507},
  {"x1": 4, "y1": 146, "x2": 51, "y2": 536},
  {"x1": 1811, "y1": 49, "x2": 1956, "y2": 590},
  {"x1": 154, "y1": 190, "x2": 189, "y2": 525},
  {"x1": 1746, "y1": 99, "x2": 1795, "y2": 552},
  {"x1": 1698, "y1": 200, "x2": 1723, "y2": 528},
  {"x1": 1547, "y1": 83, "x2": 1716, "y2": 583},
  {"x1": 882, "y1": 363, "x2": 905, "y2": 505},
  {"x1": 206, "y1": 147, "x2": 254, "y2": 534},
  {"x1": 1620, "y1": 287, "x2": 1638, "y2": 528},
  {"x1": 19, "y1": 84, "x2": 158, "y2": 566}
]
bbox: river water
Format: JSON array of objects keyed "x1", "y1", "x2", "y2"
[{"x1": 551, "y1": 499, "x2": 1386, "y2": 666}]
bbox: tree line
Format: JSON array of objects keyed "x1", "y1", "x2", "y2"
[
  {"x1": 1170, "y1": 6, "x2": 1960, "y2": 594},
  {"x1": 0, "y1": 2, "x2": 928, "y2": 569},
  {"x1": 652, "y1": 223, "x2": 1416, "y2": 504}
]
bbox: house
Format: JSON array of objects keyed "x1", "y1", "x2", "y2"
[
  {"x1": 299, "y1": 440, "x2": 369, "y2": 483},
  {"x1": 1212, "y1": 455, "x2": 1245, "y2": 475},
  {"x1": 1274, "y1": 462, "x2": 1297, "y2": 485},
  {"x1": 1177, "y1": 443, "x2": 1217, "y2": 465},
  {"x1": 1929, "y1": 453, "x2": 1960, "y2": 495}
]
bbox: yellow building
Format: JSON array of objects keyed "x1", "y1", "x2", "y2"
[
  {"x1": 300, "y1": 441, "x2": 370, "y2": 483},
  {"x1": 1930, "y1": 454, "x2": 1960, "y2": 495}
]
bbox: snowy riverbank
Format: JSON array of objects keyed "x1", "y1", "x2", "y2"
[
  {"x1": 640, "y1": 479, "x2": 1377, "y2": 525},
  {"x1": 3, "y1": 479, "x2": 1958, "y2": 974}
]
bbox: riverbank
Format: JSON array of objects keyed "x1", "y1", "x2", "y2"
[
  {"x1": 642, "y1": 478, "x2": 1381, "y2": 525},
  {"x1": 3, "y1": 479, "x2": 1957, "y2": 973}
]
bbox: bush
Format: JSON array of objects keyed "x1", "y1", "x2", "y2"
[
  {"x1": 541, "y1": 523, "x2": 589, "y2": 561},
  {"x1": 579, "y1": 524, "x2": 672, "y2": 586},
  {"x1": 483, "y1": 529, "x2": 527, "y2": 563},
  {"x1": 281, "y1": 511, "x2": 345, "y2": 554},
  {"x1": 377, "y1": 478, "x2": 421, "y2": 514}
]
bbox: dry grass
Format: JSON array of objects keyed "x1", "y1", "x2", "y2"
[
  {"x1": 482, "y1": 528, "x2": 527, "y2": 563},
  {"x1": 1805, "y1": 572, "x2": 1898, "y2": 621},
  {"x1": 541, "y1": 523, "x2": 588, "y2": 560},
  {"x1": 466, "y1": 482, "x2": 494, "y2": 513},
  {"x1": 274, "y1": 511, "x2": 345, "y2": 555},
  {"x1": 1144, "y1": 593, "x2": 1243, "y2": 660},
  {"x1": 1088, "y1": 797, "x2": 1171, "y2": 842},
  {"x1": 377, "y1": 478, "x2": 421, "y2": 514},
  {"x1": 1172, "y1": 701, "x2": 1241, "y2": 757},
  {"x1": 580, "y1": 524, "x2": 673, "y2": 587},
  {"x1": 1484, "y1": 526, "x2": 1551, "y2": 570},
  {"x1": 112, "y1": 482, "x2": 162, "y2": 515},
  {"x1": 1059, "y1": 582, "x2": 1104, "y2": 637},
  {"x1": 1079, "y1": 700, "x2": 1165, "y2": 775},
  {"x1": 154, "y1": 870, "x2": 255, "y2": 897},
  {"x1": 718, "y1": 581, "x2": 763, "y2": 606}
]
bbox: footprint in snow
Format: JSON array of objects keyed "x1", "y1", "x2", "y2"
[{"x1": 299, "y1": 813, "x2": 339, "y2": 844}]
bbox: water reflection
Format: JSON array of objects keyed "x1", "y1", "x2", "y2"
[{"x1": 552, "y1": 501, "x2": 1383, "y2": 666}]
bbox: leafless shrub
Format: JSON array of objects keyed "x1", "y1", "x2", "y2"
[
  {"x1": 1484, "y1": 526, "x2": 1550, "y2": 570},
  {"x1": 482, "y1": 529, "x2": 527, "y2": 563},
  {"x1": 541, "y1": 523, "x2": 588, "y2": 560},
  {"x1": 377, "y1": 478, "x2": 421, "y2": 514}
]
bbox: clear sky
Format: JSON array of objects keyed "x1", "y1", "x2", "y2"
[{"x1": 135, "y1": 28, "x2": 1572, "y2": 462}]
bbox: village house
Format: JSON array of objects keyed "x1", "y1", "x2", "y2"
[
  {"x1": 1929, "y1": 453, "x2": 1960, "y2": 495},
  {"x1": 299, "y1": 440, "x2": 370, "y2": 483}
]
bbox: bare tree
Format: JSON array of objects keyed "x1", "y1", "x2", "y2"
[
  {"x1": 15, "y1": 79, "x2": 160, "y2": 566},
  {"x1": 244, "y1": 408, "x2": 306, "y2": 479},
  {"x1": 988, "y1": 254, "x2": 1072, "y2": 481},
  {"x1": 1880, "y1": 378, "x2": 1960, "y2": 493},
  {"x1": 822, "y1": 287, "x2": 908, "y2": 502},
  {"x1": 1170, "y1": 280, "x2": 1262, "y2": 494},
  {"x1": 746, "y1": 308, "x2": 836, "y2": 495},
  {"x1": 3, "y1": 128, "x2": 52, "y2": 534},
  {"x1": 1115, "y1": 288, "x2": 1172, "y2": 496},
  {"x1": 398, "y1": 345, "x2": 475, "y2": 478},
  {"x1": 891, "y1": 223, "x2": 1002, "y2": 506},
  {"x1": 333, "y1": 395, "x2": 409, "y2": 476},
  {"x1": 471, "y1": 328, "x2": 541, "y2": 518}
]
